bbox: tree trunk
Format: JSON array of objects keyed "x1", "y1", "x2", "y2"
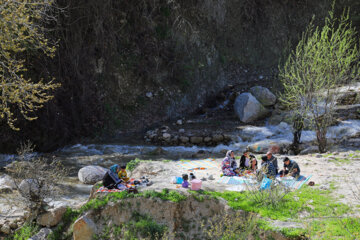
[
  {"x1": 316, "y1": 129, "x2": 327, "y2": 153},
  {"x1": 291, "y1": 114, "x2": 304, "y2": 155}
]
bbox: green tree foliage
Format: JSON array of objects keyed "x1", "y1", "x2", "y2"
[
  {"x1": 279, "y1": 4, "x2": 360, "y2": 153},
  {"x1": 0, "y1": 0, "x2": 60, "y2": 130}
]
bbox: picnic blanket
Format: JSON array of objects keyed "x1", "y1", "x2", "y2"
[
  {"x1": 96, "y1": 186, "x2": 126, "y2": 193},
  {"x1": 176, "y1": 158, "x2": 219, "y2": 170},
  {"x1": 218, "y1": 175, "x2": 312, "y2": 190},
  {"x1": 279, "y1": 175, "x2": 312, "y2": 190},
  {"x1": 217, "y1": 176, "x2": 256, "y2": 185}
]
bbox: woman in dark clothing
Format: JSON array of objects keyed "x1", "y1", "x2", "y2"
[
  {"x1": 239, "y1": 150, "x2": 256, "y2": 170},
  {"x1": 250, "y1": 158, "x2": 258, "y2": 172},
  {"x1": 103, "y1": 164, "x2": 122, "y2": 189}
]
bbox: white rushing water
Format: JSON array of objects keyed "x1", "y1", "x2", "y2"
[
  {"x1": 53, "y1": 119, "x2": 360, "y2": 160},
  {"x1": 1, "y1": 120, "x2": 360, "y2": 167}
]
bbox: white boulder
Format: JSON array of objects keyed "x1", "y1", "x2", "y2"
[
  {"x1": 234, "y1": 93, "x2": 269, "y2": 123},
  {"x1": 78, "y1": 165, "x2": 107, "y2": 184}
]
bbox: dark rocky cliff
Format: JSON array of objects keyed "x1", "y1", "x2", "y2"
[{"x1": 1, "y1": 0, "x2": 359, "y2": 152}]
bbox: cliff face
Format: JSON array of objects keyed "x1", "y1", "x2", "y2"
[{"x1": 1, "y1": 0, "x2": 359, "y2": 152}]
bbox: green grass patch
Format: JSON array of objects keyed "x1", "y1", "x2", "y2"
[
  {"x1": 193, "y1": 186, "x2": 351, "y2": 221},
  {"x1": 280, "y1": 227, "x2": 307, "y2": 238},
  {"x1": 193, "y1": 186, "x2": 357, "y2": 239},
  {"x1": 95, "y1": 212, "x2": 168, "y2": 240},
  {"x1": 179, "y1": 159, "x2": 190, "y2": 162},
  {"x1": 8, "y1": 223, "x2": 39, "y2": 240},
  {"x1": 310, "y1": 217, "x2": 360, "y2": 239},
  {"x1": 81, "y1": 189, "x2": 187, "y2": 213},
  {"x1": 142, "y1": 189, "x2": 187, "y2": 202}
]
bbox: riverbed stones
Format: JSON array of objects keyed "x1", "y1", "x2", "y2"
[
  {"x1": 234, "y1": 93, "x2": 269, "y2": 123},
  {"x1": 29, "y1": 228, "x2": 53, "y2": 240},
  {"x1": 212, "y1": 134, "x2": 224, "y2": 142},
  {"x1": 249, "y1": 86, "x2": 277, "y2": 106},
  {"x1": 37, "y1": 206, "x2": 67, "y2": 227},
  {"x1": 78, "y1": 165, "x2": 107, "y2": 184},
  {"x1": 204, "y1": 137, "x2": 212, "y2": 143},
  {"x1": 180, "y1": 136, "x2": 189, "y2": 143},
  {"x1": 73, "y1": 215, "x2": 97, "y2": 240},
  {"x1": 190, "y1": 136, "x2": 203, "y2": 144},
  {"x1": 162, "y1": 133, "x2": 171, "y2": 140}
]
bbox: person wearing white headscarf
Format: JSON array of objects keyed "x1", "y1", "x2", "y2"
[{"x1": 221, "y1": 150, "x2": 238, "y2": 176}]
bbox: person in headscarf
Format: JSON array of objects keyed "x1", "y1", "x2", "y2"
[
  {"x1": 221, "y1": 150, "x2": 238, "y2": 176},
  {"x1": 102, "y1": 164, "x2": 123, "y2": 189}
]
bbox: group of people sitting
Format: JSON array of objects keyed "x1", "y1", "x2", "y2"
[
  {"x1": 102, "y1": 164, "x2": 130, "y2": 189},
  {"x1": 102, "y1": 164, "x2": 151, "y2": 190},
  {"x1": 221, "y1": 149, "x2": 300, "y2": 179}
]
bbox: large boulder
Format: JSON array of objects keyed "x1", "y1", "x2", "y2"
[
  {"x1": 37, "y1": 206, "x2": 67, "y2": 227},
  {"x1": 249, "y1": 86, "x2": 277, "y2": 106},
  {"x1": 234, "y1": 93, "x2": 270, "y2": 123},
  {"x1": 78, "y1": 165, "x2": 107, "y2": 184},
  {"x1": 73, "y1": 216, "x2": 97, "y2": 240},
  {"x1": 19, "y1": 179, "x2": 41, "y2": 199}
]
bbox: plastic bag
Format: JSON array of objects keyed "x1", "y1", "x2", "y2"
[{"x1": 260, "y1": 177, "x2": 272, "y2": 190}]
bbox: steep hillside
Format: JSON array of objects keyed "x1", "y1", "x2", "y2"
[{"x1": 1, "y1": 0, "x2": 359, "y2": 152}]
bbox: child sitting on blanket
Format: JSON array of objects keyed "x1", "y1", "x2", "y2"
[
  {"x1": 118, "y1": 165, "x2": 130, "y2": 182},
  {"x1": 221, "y1": 150, "x2": 239, "y2": 176}
]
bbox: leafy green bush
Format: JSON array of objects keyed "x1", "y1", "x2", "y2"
[
  {"x1": 10, "y1": 223, "x2": 39, "y2": 240},
  {"x1": 126, "y1": 158, "x2": 141, "y2": 171}
]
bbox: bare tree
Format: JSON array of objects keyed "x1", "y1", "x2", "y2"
[{"x1": 6, "y1": 142, "x2": 67, "y2": 221}]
